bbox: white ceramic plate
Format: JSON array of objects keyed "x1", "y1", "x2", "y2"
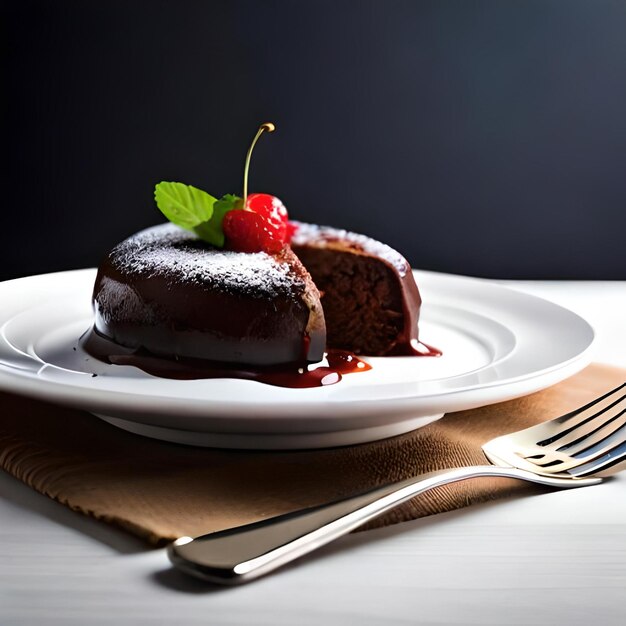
[{"x1": 0, "y1": 269, "x2": 594, "y2": 449}]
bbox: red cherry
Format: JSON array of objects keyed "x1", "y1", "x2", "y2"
[
  {"x1": 247, "y1": 193, "x2": 297, "y2": 242},
  {"x1": 227, "y1": 125, "x2": 291, "y2": 253},
  {"x1": 247, "y1": 193, "x2": 288, "y2": 227},
  {"x1": 246, "y1": 193, "x2": 298, "y2": 243},
  {"x1": 223, "y1": 193, "x2": 291, "y2": 253},
  {"x1": 223, "y1": 208, "x2": 285, "y2": 254}
]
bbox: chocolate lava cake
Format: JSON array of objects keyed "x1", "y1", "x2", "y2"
[
  {"x1": 90, "y1": 223, "x2": 325, "y2": 366},
  {"x1": 89, "y1": 221, "x2": 422, "y2": 368}
]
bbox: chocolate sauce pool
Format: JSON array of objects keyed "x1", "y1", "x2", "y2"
[
  {"x1": 82, "y1": 328, "x2": 440, "y2": 389},
  {"x1": 83, "y1": 328, "x2": 370, "y2": 388}
]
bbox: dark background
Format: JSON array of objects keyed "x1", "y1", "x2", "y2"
[{"x1": 3, "y1": 0, "x2": 626, "y2": 281}]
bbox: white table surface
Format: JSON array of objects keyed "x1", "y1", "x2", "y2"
[{"x1": 1, "y1": 279, "x2": 625, "y2": 626}]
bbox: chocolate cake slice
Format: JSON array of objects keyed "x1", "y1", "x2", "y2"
[
  {"x1": 90, "y1": 223, "x2": 326, "y2": 366},
  {"x1": 290, "y1": 222, "x2": 422, "y2": 356}
]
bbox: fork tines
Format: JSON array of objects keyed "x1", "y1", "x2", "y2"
[{"x1": 537, "y1": 382, "x2": 626, "y2": 477}]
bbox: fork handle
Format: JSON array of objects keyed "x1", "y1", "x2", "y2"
[{"x1": 168, "y1": 465, "x2": 598, "y2": 584}]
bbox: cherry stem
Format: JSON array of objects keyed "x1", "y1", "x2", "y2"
[{"x1": 243, "y1": 122, "x2": 275, "y2": 210}]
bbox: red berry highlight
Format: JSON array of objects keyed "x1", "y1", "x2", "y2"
[
  {"x1": 247, "y1": 193, "x2": 288, "y2": 227},
  {"x1": 223, "y1": 197, "x2": 288, "y2": 254}
]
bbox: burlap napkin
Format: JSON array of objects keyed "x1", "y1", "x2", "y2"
[{"x1": 0, "y1": 363, "x2": 623, "y2": 546}]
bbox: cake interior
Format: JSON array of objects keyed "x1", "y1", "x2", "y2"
[{"x1": 293, "y1": 246, "x2": 409, "y2": 355}]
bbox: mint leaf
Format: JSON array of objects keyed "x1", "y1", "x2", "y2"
[
  {"x1": 193, "y1": 194, "x2": 241, "y2": 247},
  {"x1": 154, "y1": 182, "x2": 217, "y2": 230}
]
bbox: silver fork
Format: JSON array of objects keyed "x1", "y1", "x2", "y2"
[{"x1": 168, "y1": 382, "x2": 626, "y2": 584}]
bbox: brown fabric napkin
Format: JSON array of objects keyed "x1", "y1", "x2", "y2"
[{"x1": 0, "y1": 363, "x2": 623, "y2": 546}]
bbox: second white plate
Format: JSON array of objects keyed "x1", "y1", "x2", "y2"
[{"x1": 0, "y1": 269, "x2": 594, "y2": 448}]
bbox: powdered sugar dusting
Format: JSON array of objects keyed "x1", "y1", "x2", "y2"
[
  {"x1": 109, "y1": 223, "x2": 306, "y2": 299},
  {"x1": 291, "y1": 222, "x2": 411, "y2": 277}
]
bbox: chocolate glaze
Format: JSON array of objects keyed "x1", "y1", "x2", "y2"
[
  {"x1": 92, "y1": 224, "x2": 325, "y2": 367},
  {"x1": 291, "y1": 222, "x2": 427, "y2": 356}
]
